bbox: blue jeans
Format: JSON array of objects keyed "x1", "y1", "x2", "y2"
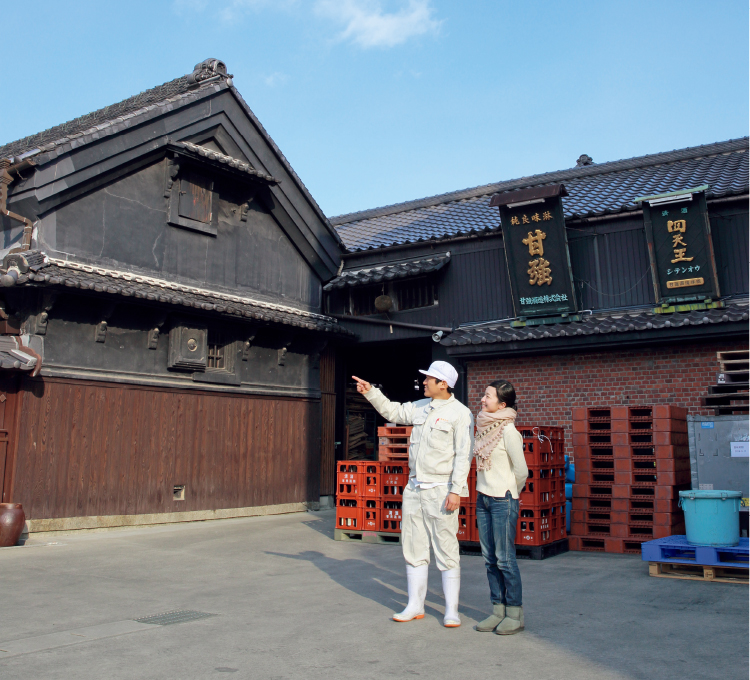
[{"x1": 476, "y1": 491, "x2": 522, "y2": 607}]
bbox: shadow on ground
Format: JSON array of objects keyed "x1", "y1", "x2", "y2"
[{"x1": 266, "y1": 549, "x2": 489, "y2": 625}]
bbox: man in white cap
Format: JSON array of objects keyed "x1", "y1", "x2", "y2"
[{"x1": 352, "y1": 361, "x2": 473, "y2": 627}]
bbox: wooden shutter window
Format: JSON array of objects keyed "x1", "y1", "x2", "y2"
[{"x1": 179, "y1": 172, "x2": 213, "y2": 224}]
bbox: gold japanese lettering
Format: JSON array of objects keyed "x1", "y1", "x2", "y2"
[
  {"x1": 522, "y1": 214, "x2": 530, "y2": 224},
  {"x1": 667, "y1": 220, "x2": 686, "y2": 233},
  {"x1": 528, "y1": 258, "x2": 553, "y2": 286},
  {"x1": 542, "y1": 211, "x2": 552, "y2": 221},
  {"x1": 671, "y1": 249, "x2": 694, "y2": 263},
  {"x1": 672, "y1": 234, "x2": 687, "y2": 248},
  {"x1": 510, "y1": 216, "x2": 520, "y2": 226},
  {"x1": 522, "y1": 229, "x2": 546, "y2": 257},
  {"x1": 531, "y1": 213, "x2": 541, "y2": 222}
]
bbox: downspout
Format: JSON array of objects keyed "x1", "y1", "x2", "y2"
[{"x1": 0, "y1": 158, "x2": 35, "y2": 253}]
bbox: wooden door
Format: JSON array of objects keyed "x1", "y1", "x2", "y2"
[{"x1": 0, "y1": 375, "x2": 19, "y2": 503}]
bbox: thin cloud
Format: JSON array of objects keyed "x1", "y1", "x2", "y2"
[
  {"x1": 263, "y1": 72, "x2": 289, "y2": 87},
  {"x1": 315, "y1": 0, "x2": 441, "y2": 49}
]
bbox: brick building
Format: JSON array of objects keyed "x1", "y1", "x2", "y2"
[{"x1": 326, "y1": 139, "x2": 748, "y2": 474}]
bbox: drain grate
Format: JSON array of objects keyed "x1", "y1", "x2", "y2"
[{"x1": 135, "y1": 610, "x2": 215, "y2": 626}]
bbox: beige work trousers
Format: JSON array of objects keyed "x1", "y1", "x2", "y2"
[{"x1": 401, "y1": 484, "x2": 460, "y2": 571}]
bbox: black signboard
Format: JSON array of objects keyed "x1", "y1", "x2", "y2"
[
  {"x1": 638, "y1": 187, "x2": 720, "y2": 303},
  {"x1": 491, "y1": 184, "x2": 577, "y2": 318}
]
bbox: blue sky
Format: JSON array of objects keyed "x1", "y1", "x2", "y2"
[{"x1": 2, "y1": 1, "x2": 747, "y2": 217}]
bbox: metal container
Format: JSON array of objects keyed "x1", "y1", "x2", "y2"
[{"x1": 687, "y1": 415, "x2": 749, "y2": 512}]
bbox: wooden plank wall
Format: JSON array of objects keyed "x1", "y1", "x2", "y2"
[
  {"x1": 319, "y1": 347, "x2": 336, "y2": 496},
  {"x1": 10, "y1": 377, "x2": 321, "y2": 520}
]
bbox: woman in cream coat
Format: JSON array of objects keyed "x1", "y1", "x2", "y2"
[{"x1": 473, "y1": 380, "x2": 528, "y2": 635}]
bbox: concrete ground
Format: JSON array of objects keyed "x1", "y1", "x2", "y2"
[{"x1": 0, "y1": 510, "x2": 746, "y2": 680}]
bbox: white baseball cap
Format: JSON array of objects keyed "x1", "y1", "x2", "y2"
[{"x1": 419, "y1": 361, "x2": 459, "y2": 388}]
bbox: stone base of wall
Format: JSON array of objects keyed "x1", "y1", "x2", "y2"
[
  {"x1": 23, "y1": 502, "x2": 313, "y2": 538},
  {"x1": 466, "y1": 339, "x2": 748, "y2": 459}
]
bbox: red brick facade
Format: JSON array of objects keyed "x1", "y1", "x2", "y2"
[{"x1": 466, "y1": 338, "x2": 748, "y2": 459}]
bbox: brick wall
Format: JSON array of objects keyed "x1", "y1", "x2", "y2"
[{"x1": 466, "y1": 338, "x2": 748, "y2": 459}]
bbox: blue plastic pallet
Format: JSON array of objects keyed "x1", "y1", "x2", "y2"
[{"x1": 641, "y1": 535, "x2": 749, "y2": 568}]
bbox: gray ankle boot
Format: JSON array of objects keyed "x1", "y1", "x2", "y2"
[
  {"x1": 495, "y1": 605, "x2": 524, "y2": 634},
  {"x1": 475, "y1": 604, "x2": 505, "y2": 632}
]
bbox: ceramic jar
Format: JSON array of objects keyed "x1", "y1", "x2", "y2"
[{"x1": 0, "y1": 503, "x2": 25, "y2": 547}]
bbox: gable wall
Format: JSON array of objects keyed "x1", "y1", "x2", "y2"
[{"x1": 42, "y1": 159, "x2": 321, "y2": 310}]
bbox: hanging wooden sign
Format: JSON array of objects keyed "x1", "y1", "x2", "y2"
[
  {"x1": 491, "y1": 184, "x2": 578, "y2": 318},
  {"x1": 636, "y1": 186, "x2": 720, "y2": 303}
]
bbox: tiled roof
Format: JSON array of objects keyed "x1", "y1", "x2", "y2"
[
  {"x1": 441, "y1": 301, "x2": 749, "y2": 349},
  {"x1": 178, "y1": 142, "x2": 279, "y2": 183},
  {"x1": 0, "y1": 59, "x2": 344, "y2": 251},
  {"x1": 15, "y1": 256, "x2": 349, "y2": 334},
  {"x1": 323, "y1": 252, "x2": 450, "y2": 291},
  {"x1": 0, "y1": 336, "x2": 39, "y2": 373},
  {"x1": 332, "y1": 137, "x2": 749, "y2": 252},
  {"x1": 0, "y1": 74, "x2": 205, "y2": 161}
]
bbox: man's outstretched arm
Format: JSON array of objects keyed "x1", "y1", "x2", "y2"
[{"x1": 352, "y1": 376, "x2": 416, "y2": 425}]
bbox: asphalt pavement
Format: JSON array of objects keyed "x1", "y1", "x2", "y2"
[{"x1": 0, "y1": 510, "x2": 746, "y2": 680}]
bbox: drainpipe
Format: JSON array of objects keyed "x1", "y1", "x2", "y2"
[{"x1": 0, "y1": 158, "x2": 35, "y2": 253}]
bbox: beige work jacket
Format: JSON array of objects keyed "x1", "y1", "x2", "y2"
[{"x1": 364, "y1": 387, "x2": 474, "y2": 496}]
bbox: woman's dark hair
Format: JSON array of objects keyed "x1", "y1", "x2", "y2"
[{"x1": 488, "y1": 380, "x2": 516, "y2": 409}]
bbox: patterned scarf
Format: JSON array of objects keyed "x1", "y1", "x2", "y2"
[{"x1": 474, "y1": 408, "x2": 518, "y2": 472}]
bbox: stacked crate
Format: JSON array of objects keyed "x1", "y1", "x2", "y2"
[
  {"x1": 514, "y1": 427, "x2": 567, "y2": 547},
  {"x1": 467, "y1": 426, "x2": 566, "y2": 547},
  {"x1": 335, "y1": 460, "x2": 408, "y2": 533},
  {"x1": 337, "y1": 425, "x2": 567, "y2": 549},
  {"x1": 569, "y1": 405, "x2": 690, "y2": 554}
]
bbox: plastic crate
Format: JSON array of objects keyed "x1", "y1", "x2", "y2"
[
  {"x1": 457, "y1": 506, "x2": 474, "y2": 541},
  {"x1": 336, "y1": 497, "x2": 363, "y2": 530},
  {"x1": 381, "y1": 465, "x2": 408, "y2": 498},
  {"x1": 519, "y1": 473, "x2": 565, "y2": 506},
  {"x1": 517, "y1": 503, "x2": 567, "y2": 546},
  {"x1": 336, "y1": 470, "x2": 361, "y2": 498},
  {"x1": 362, "y1": 499, "x2": 381, "y2": 531},
  {"x1": 381, "y1": 501, "x2": 403, "y2": 532}
]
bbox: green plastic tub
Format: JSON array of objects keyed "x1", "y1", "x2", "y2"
[{"x1": 678, "y1": 490, "x2": 742, "y2": 547}]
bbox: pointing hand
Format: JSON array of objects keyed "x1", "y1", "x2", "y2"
[{"x1": 352, "y1": 376, "x2": 372, "y2": 394}]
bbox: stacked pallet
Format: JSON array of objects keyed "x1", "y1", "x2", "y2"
[
  {"x1": 378, "y1": 424, "x2": 412, "y2": 461},
  {"x1": 702, "y1": 350, "x2": 749, "y2": 416},
  {"x1": 569, "y1": 406, "x2": 690, "y2": 554}
]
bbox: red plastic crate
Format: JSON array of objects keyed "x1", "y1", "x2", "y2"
[
  {"x1": 457, "y1": 506, "x2": 474, "y2": 541},
  {"x1": 337, "y1": 471, "x2": 361, "y2": 498},
  {"x1": 519, "y1": 473, "x2": 565, "y2": 506},
  {"x1": 361, "y1": 462, "x2": 382, "y2": 497},
  {"x1": 381, "y1": 464, "x2": 408, "y2": 498},
  {"x1": 381, "y1": 500, "x2": 403, "y2": 532},
  {"x1": 362, "y1": 499, "x2": 381, "y2": 531},
  {"x1": 517, "y1": 503, "x2": 566, "y2": 545},
  {"x1": 336, "y1": 497, "x2": 363, "y2": 530}
]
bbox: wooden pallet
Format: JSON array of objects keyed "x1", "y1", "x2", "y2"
[
  {"x1": 648, "y1": 561, "x2": 749, "y2": 584},
  {"x1": 334, "y1": 528, "x2": 402, "y2": 545}
]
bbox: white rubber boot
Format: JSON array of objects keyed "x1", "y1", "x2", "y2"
[
  {"x1": 442, "y1": 568, "x2": 461, "y2": 627},
  {"x1": 392, "y1": 564, "x2": 428, "y2": 622}
]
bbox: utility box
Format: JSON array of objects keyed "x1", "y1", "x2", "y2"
[{"x1": 688, "y1": 415, "x2": 749, "y2": 514}]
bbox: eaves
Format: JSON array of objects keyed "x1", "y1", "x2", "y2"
[{"x1": 445, "y1": 321, "x2": 748, "y2": 360}]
